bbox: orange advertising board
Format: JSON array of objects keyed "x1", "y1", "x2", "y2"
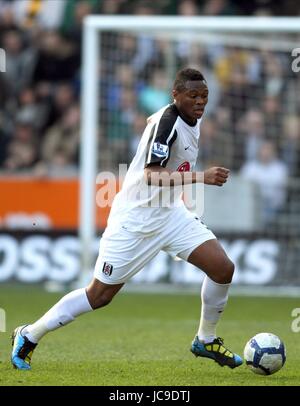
[{"x1": 0, "y1": 177, "x2": 116, "y2": 230}]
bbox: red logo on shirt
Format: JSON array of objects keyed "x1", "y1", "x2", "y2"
[{"x1": 177, "y1": 162, "x2": 190, "y2": 172}]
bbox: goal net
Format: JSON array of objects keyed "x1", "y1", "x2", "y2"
[{"x1": 80, "y1": 16, "x2": 300, "y2": 289}]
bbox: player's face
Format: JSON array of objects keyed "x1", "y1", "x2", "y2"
[{"x1": 173, "y1": 81, "x2": 208, "y2": 123}]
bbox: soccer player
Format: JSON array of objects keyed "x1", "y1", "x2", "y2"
[{"x1": 11, "y1": 68, "x2": 243, "y2": 370}]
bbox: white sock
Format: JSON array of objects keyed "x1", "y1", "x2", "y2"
[
  {"x1": 23, "y1": 288, "x2": 93, "y2": 343},
  {"x1": 197, "y1": 276, "x2": 230, "y2": 343}
]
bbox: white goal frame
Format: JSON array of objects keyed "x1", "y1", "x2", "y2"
[{"x1": 80, "y1": 15, "x2": 300, "y2": 273}]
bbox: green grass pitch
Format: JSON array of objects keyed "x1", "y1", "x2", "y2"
[{"x1": 0, "y1": 285, "x2": 299, "y2": 386}]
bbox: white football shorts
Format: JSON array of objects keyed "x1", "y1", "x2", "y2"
[{"x1": 94, "y1": 206, "x2": 216, "y2": 284}]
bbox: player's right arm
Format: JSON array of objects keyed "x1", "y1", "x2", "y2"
[{"x1": 144, "y1": 166, "x2": 229, "y2": 187}]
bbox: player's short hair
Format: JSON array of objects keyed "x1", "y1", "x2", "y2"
[{"x1": 173, "y1": 68, "x2": 207, "y2": 91}]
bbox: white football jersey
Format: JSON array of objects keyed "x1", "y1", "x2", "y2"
[{"x1": 107, "y1": 103, "x2": 202, "y2": 234}]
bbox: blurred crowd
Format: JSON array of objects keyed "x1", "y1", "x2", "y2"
[{"x1": 0, "y1": 0, "x2": 300, "y2": 224}]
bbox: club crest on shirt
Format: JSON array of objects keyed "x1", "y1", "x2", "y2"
[
  {"x1": 102, "y1": 262, "x2": 113, "y2": 276},
  {"x1": 177, "y1": 162, "x2": 190, "y2": 172},
  {"x1": 152, "y1": 142, "x2": 169, "y2": 158}
]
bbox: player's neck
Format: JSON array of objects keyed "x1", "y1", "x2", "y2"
[{"x1": 173, "y1": 103, "x2": 197, "y2": 127}]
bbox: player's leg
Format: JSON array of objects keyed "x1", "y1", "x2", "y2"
[
  {"x1": 86, "y1": 278, "x2": 124, "y2": 309},
  {"x1": 187, "y1": 239, "x2": 233, "y2": 341},
  {"x1": 11, "y1": 280, "x2": 123, "y2": 370},
  {"x1": 164, "y1": 210, "x2": 242, "y2": 368},
  {"x1": 186, "y1": 239, "x2": 242, "y2": 368},
  {"x1": 25, "y1": 279, "x2": 123, "y2": 341},
  {"x1": 12, "y1": 224, "x2": 163, "y2": 370}
]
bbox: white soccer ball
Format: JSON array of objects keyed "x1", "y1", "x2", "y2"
[{"x1": 244, "y1": 333, "x2": 286, "y2": 375}]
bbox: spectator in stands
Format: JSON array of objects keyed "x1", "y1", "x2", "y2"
[
  {"x1": 0, "y1": 2, "x2": 18, "y2": 34},
  {"x1": 46, "y1": 83, "x2": 77, "y2": 128},
  {"x1": 63, "y1": 0, "x2": 96, "y2": 54},
  {"x1": 131, "y1": 2, "x2": 158, "y2": 74},
  {"x1": 201, "y1": 0, "x2": 238, "y2": 15},
  {"x1": 262, "y1": 53, "x2": 285, "y2": 98},
  {"x1": 103, "y1": 34, "x2": 138, "y2": 77},
  {"x1": 198, "y1": 116, "x2": 218, "y2": 168},
  {"x1": 0, "y1": 0, "x2": 12, "y2": 13},
  {"x1": 34, "y1": 147, "x2": 78, "y2": 178},
  {"x1": 199, "y1": 114, "x2": 233, "y2": 169},
  {"x1": 107, "y1": 88, "x2": 137, "y2": 167},
  {"x1": 237, "y1": 109, "x2": 265, "y2": 164},
  {"x1": 3, "y1": 120, "x2": 38, "y2": 172},
  {"x1": 281, "y1": 115, "x2": 300, "y2": 177},
  {"x1": 262, "y1": 95, "x2": 282, "y2": 142},
  {"x1": 0, "y1": 74, "x2": 9, "y2": 110},
  {"x1": 15, "y1": 87, "x2": 47, "y2": 131},
  {"x1": 220, "y1": 61, "x2": 252, "y2": 128},
  {"x1": 6, "y1": 0, "x2": 66, "y2": 30},
  {"x1": 240, "y1": 140, "x2": 288, "y2": 224},
  {"x1": 32, "y1": 31, "x2": 80, "y2": 83},
  {"x1": 1, "y1": 30, "x2": 35, "y2": 95},
  {"x1": 32, "y1": 81, "x2": 54, "y2": 131},
  {"x1": 138, "y1": 69, "x2": 170, "y2": 115},
  {"x1": 177, "y1": 0, "x2": 199, "y2": 16},
  {"x1": 129, "y1": 112, "x2": 148, "y2": 160},
  {"x1": 40, "y1": 104, "x2": 80, "y2": 168},
  {"x1": 0, "y1": 114, "x2": 9, "y2": 167},
  {"x1": 105, "y1": 63, "x2": 136, "y2": 112},
  {"x1": 62, "y1": 0, "x2": 99, "y2": 32}
]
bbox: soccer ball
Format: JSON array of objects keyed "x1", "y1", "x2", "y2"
[{"x1": 244, "y1": 333, "x2": 286, "y2": 375}]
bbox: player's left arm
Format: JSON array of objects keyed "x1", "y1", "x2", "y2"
[{"x1": 144, "y1": 165, "x2": 229, "y2": 187}]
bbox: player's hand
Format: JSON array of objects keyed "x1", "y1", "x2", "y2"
[{"x1": 204, "y1": 167, "x2": 230, "y2": 186}]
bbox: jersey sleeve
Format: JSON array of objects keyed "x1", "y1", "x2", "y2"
[{"x1": 144, "y1": 105, "x2": 178, "y2": 168}]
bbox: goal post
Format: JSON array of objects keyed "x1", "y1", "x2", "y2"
[{"x1": 80, "y1": 16, "x2": 300, "y2": 279}]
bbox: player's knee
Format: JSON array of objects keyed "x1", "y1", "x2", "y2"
[
  {"x1": 215, "y1": 260, "x2": 235, "y2": 284},
  {"x1": 90, "y1": 295, "x2": 113, "y2": 310}
]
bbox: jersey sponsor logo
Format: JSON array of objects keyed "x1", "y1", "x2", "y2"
[
  {"x1": 102, "y1": 262, "x2": 113, "y2": 276},
  {"x1": 152, "y1": 142, "x2": 169, "y2": 158},
  {"x1": 177, "y1": 162, "x2": 190, "y2": 172}
]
